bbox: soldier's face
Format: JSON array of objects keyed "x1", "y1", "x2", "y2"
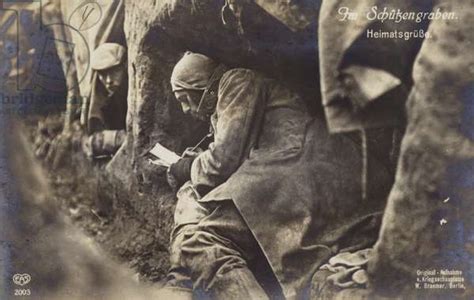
[
  {"x1": 98, "y1": 64, "x2": 125, "y2": 96},
  {"x1": 174, "y1": 90, "x2": 206, "y2": 121}
]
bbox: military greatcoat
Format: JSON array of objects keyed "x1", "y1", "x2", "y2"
[{"x1": 186, "y1": 68, "x2": 392, "y2": 298}]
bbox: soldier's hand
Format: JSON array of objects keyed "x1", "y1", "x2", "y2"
[
  {"x1": 182, "y1": 147, "x2": 203, "y2": 158},
  {"x1": 168, "y1": 157, "x2": 194, "y2": 188}
]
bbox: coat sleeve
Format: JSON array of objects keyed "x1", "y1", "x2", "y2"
[{"x1": 190, "y1": 69, "x2": 264, "y2": 192}]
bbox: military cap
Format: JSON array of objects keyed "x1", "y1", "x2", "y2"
[
  {"x1": 91, "y1": 43, "x2": 126, "y2": 71},
  {"x1": 171, "y1": 51, "x2": 218, "y2": 92}
]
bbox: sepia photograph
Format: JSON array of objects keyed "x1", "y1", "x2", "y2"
[{"x1": 0, "y1": 0, "x2": 473, "y2": 299}]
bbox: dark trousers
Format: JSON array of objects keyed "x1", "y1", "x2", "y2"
[{"x1": 167, "y1": 183, "x2": 282, "y2": 299}]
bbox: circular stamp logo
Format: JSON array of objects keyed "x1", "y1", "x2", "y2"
[
  {"x1": 12, "y1": 273, "x2": 31, "y2": 286},
  {"x1": 68, "y1": 2, "x2": 103, "y2": 32}
]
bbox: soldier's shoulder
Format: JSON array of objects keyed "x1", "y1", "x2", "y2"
[
  {"x1": 221, "y1": 68, "x2": 260, "y2": 81},
  {"x1": 219, "y1": 69, "x2": 263, "y2": 90}
]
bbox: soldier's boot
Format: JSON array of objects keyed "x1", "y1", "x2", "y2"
[{"x1": 209, "y1": 268, "x2": 269, "y2": 300}]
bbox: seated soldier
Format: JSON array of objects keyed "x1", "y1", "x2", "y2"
[
  {"x1": 161, "y1": 52, "x2": 393, "y2": 299},
  {"x1": 82, "y1": 43, "x2": 128, "y2": 159}
]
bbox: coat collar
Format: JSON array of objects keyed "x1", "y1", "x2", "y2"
[{"x1": 197, "y1": 64, "x2": 229, "y2": 118}]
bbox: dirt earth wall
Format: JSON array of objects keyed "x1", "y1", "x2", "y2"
[{"x1": 369, "y1": 0, "x2": 474, "y2": 297}]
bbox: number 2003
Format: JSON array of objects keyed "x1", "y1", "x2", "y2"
[{"x1": 14, "y1": 289, "x2": 31, "y2": 296}]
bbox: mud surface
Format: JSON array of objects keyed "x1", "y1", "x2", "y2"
[{"x1": 25, "y1": 113, "x2": 170, "y2": 285}]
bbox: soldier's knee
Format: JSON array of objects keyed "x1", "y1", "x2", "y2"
[
  {"x1": 180, "y1": 229, "x2": 247, "y2": 284},
  {"x1": 169, "y1": 224, "x2": 198, "y2": 267}
]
